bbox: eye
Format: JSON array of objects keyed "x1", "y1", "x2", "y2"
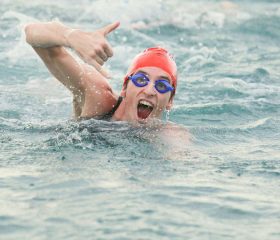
[
  {"x1": 156, "y1": 81, "x2": 167, "y2": 91},
  {"x1": 135, "y1": 75, "x2": 148, "y2": 85}
]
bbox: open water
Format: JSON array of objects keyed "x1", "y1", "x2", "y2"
[{"x1": 0, "y1": 0, "x2": 280, "y2": 239}]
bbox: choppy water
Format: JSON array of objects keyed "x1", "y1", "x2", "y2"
[{"x1": 1, "y1": 0, "x2": 280, "y2": 239}]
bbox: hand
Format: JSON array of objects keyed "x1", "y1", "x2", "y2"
[{"x1": 66, "y1": 21, "x2": 120, "y2": 77}]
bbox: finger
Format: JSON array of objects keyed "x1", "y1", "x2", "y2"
[
  {"x1": 95, "y1": 55, "x2": 105, "y2": 66},
  {"x1": 104, "y1": 42, "x2": 114, "y2": 58},
  {"x1": 87, "y1": 59, "x2": 110, "y2": 78},
  {"x1": 97, "y1": 48, "x2": 108, "y2": 62},
  {"x1": 100, "y1": 21, "x2": 120, "y2": 36}
]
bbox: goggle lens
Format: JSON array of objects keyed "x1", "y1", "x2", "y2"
[{"x1": 129, "y1": 73, "x2": 174, "y2": 94}]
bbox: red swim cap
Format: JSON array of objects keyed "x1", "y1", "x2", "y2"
[{"x1": 124, "y1": 47, "x2": 177, "y2": 90}]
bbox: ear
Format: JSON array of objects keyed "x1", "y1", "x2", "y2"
[{"x1": 166, "y1": 95, "x2": 174, "y2": 110}]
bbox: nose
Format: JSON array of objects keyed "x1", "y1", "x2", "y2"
[{"x1": 143, "y1": 81, "x2": 157, "y2": 96}]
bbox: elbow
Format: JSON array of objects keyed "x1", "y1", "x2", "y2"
[
  {"x1": 24, "y1": 23, "x2": 39, "y2": 45},
  {"x1": 24, "y1": 24, "x2": 33, "y2": 44}
]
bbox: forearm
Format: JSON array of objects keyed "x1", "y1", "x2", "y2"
[{"x1": 25, "y1": 21, "x2": 74, "y2": 48}]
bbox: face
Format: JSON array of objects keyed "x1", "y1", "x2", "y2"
[{"x1": 119, "y1": 67, "x2": 174, "y2": 123}]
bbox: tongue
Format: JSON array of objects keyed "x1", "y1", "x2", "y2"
[{"x1": 137, "y1": 106, "x2": 152, "y2": 119}]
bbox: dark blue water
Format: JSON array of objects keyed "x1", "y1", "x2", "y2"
[{"x1": 0, "y1": 0, "x2": 280, "y2": 239}]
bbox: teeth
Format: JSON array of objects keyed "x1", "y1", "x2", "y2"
[{"x1": 139, "y1": 100, "x2": 153, "y2": 108}]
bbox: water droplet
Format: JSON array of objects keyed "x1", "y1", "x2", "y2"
[{"x1": 165, "y1": 109, "x2": 170, "y2": 121}]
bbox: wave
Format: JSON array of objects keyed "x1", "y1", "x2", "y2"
[{"x1": 173, "y1": 101, "x2": 252, "y2": 116}]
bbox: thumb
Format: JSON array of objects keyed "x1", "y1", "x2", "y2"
[{"x1": 100, "y1": 21, "x2": 120, "y2": 36}]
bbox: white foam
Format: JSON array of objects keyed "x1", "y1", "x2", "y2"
[
  {"x1": 0, "y1": 0, "x2": 254, "y2": 67},
  {"x1": 238, "y1": 117, "x2": 270, "y2": 130},
  {"x1": 0, "y1": 166, "x2": 41, "y2": 178},
  {"x1": 78, "y1": 0, "x2": 164, "y2": 27},
  {"x1": 25, "y1": 77, "x2": 71, "y2": 103},
  {"x1": 214, "y1": 78, "x2": 249, "y2": 92},
  {"x1": 1, "y1": 11, "x2": 39, "y2": 63},
  {"x1": 163, "y1": 1, "x2": 251, "y2": 29},
  {"x1": 1, "y1": 10, "x2": 37, "y2": 23}
]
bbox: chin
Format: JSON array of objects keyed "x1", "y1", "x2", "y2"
[{"x1": 137, "y1": 118, "x2": 149, "y2": 124}]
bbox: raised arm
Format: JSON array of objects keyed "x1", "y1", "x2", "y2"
[
  {"x1": 25, "y1": 21, "x2": 120, "y2": 118},
  {"x1": 25, "y1": 21, "x2": 120, "y2": 89}
]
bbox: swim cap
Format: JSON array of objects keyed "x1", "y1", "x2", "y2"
[{"x1": 124, "y1": 47, "x2": 177, "y2": 90}]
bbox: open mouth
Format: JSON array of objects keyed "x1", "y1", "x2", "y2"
[{"x1": 137, "y1": 100, "x2": 154, "y2": 120}]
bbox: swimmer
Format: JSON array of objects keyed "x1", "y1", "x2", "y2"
[{"x1": 24, "y1": 21, "x2": 177, "y2": 124}]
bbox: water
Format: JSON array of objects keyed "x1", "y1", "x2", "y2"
[{"x1": 1, "y1": 0, "x2": 280, "y2": 239}]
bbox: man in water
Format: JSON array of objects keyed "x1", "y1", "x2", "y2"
[{"x1": 25, "y1": 21, "x2": 177, "y2": 124}]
